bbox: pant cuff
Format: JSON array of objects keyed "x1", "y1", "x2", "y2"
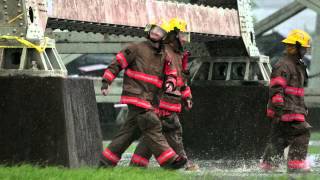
[
  {"x1": 101, "y1": 148, "x2": 120, "y2": 165},
  {"x1": 156, "y1": 148, "x2": 177, "y2": 165},
  {"x1": 130, "y1": 154, "x2": 149, "y2": 167},
  {"x1": 288, "y1": 159, "x2": 310, "y2": 170}
]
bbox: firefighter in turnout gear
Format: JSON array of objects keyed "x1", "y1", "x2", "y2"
[
  {"x1": 130, "y1": 18, "x2": 198, "y2": 170},
  {"x1": 260, "y1": 29, "x2": 312, "y2": 172},
  {"x1": 99, "y1": 20, "x2": 187, "y2": 169}
]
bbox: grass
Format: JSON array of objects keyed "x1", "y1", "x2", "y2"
[
  {"x1": 196, "y1": 172, "x2": 320, "y2": 180},
  {"x1": 1, "y1": 165, "x2": 320, "y2": 180},
  {"x1": 2, "y1": 132, "x2": 320, "y2": 180},
  {"x1": 310, "y1": 132, "x2": 320, "y2": 141},
  {"x1": 0, "y1": 165, "x2": 185, "y2": 180},
  {"x1": 308, "y1": 145, "x2": 320, "y2": 154},
  {"x1": 308, "y1": 131, "x2": 320, "y2": 154}
]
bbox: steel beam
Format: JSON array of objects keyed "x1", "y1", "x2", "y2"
[
  {"x1": 46, "y1": 32, "x2": 144, "y2": 43},
  {"x1": 48, "y1": 0, "x2": 241, "y2": 37},
  {"x1": 255, "y1": 1, "x2": 306, "y2": 37},
  {"x1": 56, "y1": 42, "x2": 129, "y2": 54},
  {"x1": 49, "y1": 32, "x2": 144, "y2": 54},
  {"x1": 309, "y1": 14, "x2": 320, "y2": 94},
  {"x1": 0, "y1": 0, "x2": 48, "y2": 39},
  {"x1": 60, "y1": 54, "x2": 83, "y2": 65},
  {"x1": 297, "y1": 0, "x2": 320, "y2": 13}
]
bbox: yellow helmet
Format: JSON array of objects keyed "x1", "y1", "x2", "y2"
[
  {"x1": 159, "y1": 19, "x2": 172, "y2": 32},
  {"x1": 282, "y1": 29, "x2": 311, "y2": 48},
  {"x1": 145, "y1": 19, "x2": 171, "y2": 33},
  {"x1": 168, "y1": 18, "x2": 188, "y2": 32}
]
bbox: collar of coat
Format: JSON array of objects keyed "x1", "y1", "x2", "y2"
[
  {"x1": 286, "y1": 54, "x2": 305, "y2": 65},
  {"x1": 146, "y1": 40, "x2": 164, "y2": 55}
]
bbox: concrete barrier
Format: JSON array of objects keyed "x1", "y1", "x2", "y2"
[
  {"x1": 0, "y1": 76, "x2": 102, "y2": 167},
  {"x1": 181, "y1": 82, "x2": 271, "y2": 160}
]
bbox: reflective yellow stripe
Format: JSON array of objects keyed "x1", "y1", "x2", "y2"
[{"x1": 0, "y1": 35, "x2": 49, "y2": 53}]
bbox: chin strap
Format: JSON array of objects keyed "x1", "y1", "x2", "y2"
[{"x1": 295, "y1": 41, "x2": 303, "y2": 60}]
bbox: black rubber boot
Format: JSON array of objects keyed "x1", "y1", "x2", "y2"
[
  {"x1": 164, "y1": 156, "x2": 187, "y2": 170},
  {"x1": 98, "y1": 155, "x2": 116, "y2": 168}
]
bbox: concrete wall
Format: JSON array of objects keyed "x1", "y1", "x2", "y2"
[
  {"x1": 182, "y1": 82, "x2": 270, "y2": 160},
  {"x1": 0, "y1": 76, "x2": 102, "y2": 167}
]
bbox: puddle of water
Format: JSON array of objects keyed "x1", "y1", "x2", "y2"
[
  {"x1": 309, "y1": 141, "x2": 320, "y2": 146},
  {"x1": 104, "y1": 141, "x2": 320, "y2": 175}
]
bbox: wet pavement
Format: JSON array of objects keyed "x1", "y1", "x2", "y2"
[{"x1": 103, "y1": 139, "x2": 320, "y2": 178}]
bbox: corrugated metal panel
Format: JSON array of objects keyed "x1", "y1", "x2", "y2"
[
  {"x1": 49, "y1": 0, "x2": 240, "y2": 37},
  {"x1": 190, "y1": 0, "x2": 238, "y2": 9}
]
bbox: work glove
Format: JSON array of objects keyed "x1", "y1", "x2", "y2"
[
  {"x1": 101, "y1": 79, "x2": 110, "y2": 96},
  {"x1": 165, "y1": 82, "x2": 174, "y2": 93},
  {"x1": 183, "y1": 98, "x2": 193, "y2": 111}
]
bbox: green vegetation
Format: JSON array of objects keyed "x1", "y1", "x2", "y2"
[
  {"x1": 2, "y1": 132, "x2": 320, "y2": 179},
  {"x1": 308, "y1": 145, "x2": 320, "y2": 154},
  {"x1": 2, "y1": 165, "x2": 320, "y2": 180},
  {"x1": 0, "y1": 165, "x2": 184, "y2": 180},
  {"x1": 310, "y1": 132, "x2": 320, "y2": 141},
  {"x1": 196, "y1": 173, "x2": 320, "y2": 180},
  {"x1": 308, "y1": 132, "x2": 320, "y2": 154}
]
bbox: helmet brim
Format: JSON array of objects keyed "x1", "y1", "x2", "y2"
[{"x1": 282, "y1": 39, "x2": 311, "y2": 48}]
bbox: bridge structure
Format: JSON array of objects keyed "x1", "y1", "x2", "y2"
[
  {"x1": 0, "y1": 0, "x2": 270, "y2": 80},
  {"x1": 0, "y1": 0, "x2": 273, "y2": 165}
]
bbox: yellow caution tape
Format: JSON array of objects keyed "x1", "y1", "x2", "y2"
[{"x1": 0, "y1": 35, "x2": 48, "y2": 53}]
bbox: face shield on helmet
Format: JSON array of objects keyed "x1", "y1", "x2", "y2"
[
  {"x1": 166, "y1": 18, "x2": 191, "y2": 45},
  {"x1": 150, "y1": 26, "x2": 167, "y2": 41},
  {"x1": 178, "y1": 31, "x2": 191, "y2": 45},
  {"x1": 145, "y1": 21, "x2": 169, "y2": 42}
]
